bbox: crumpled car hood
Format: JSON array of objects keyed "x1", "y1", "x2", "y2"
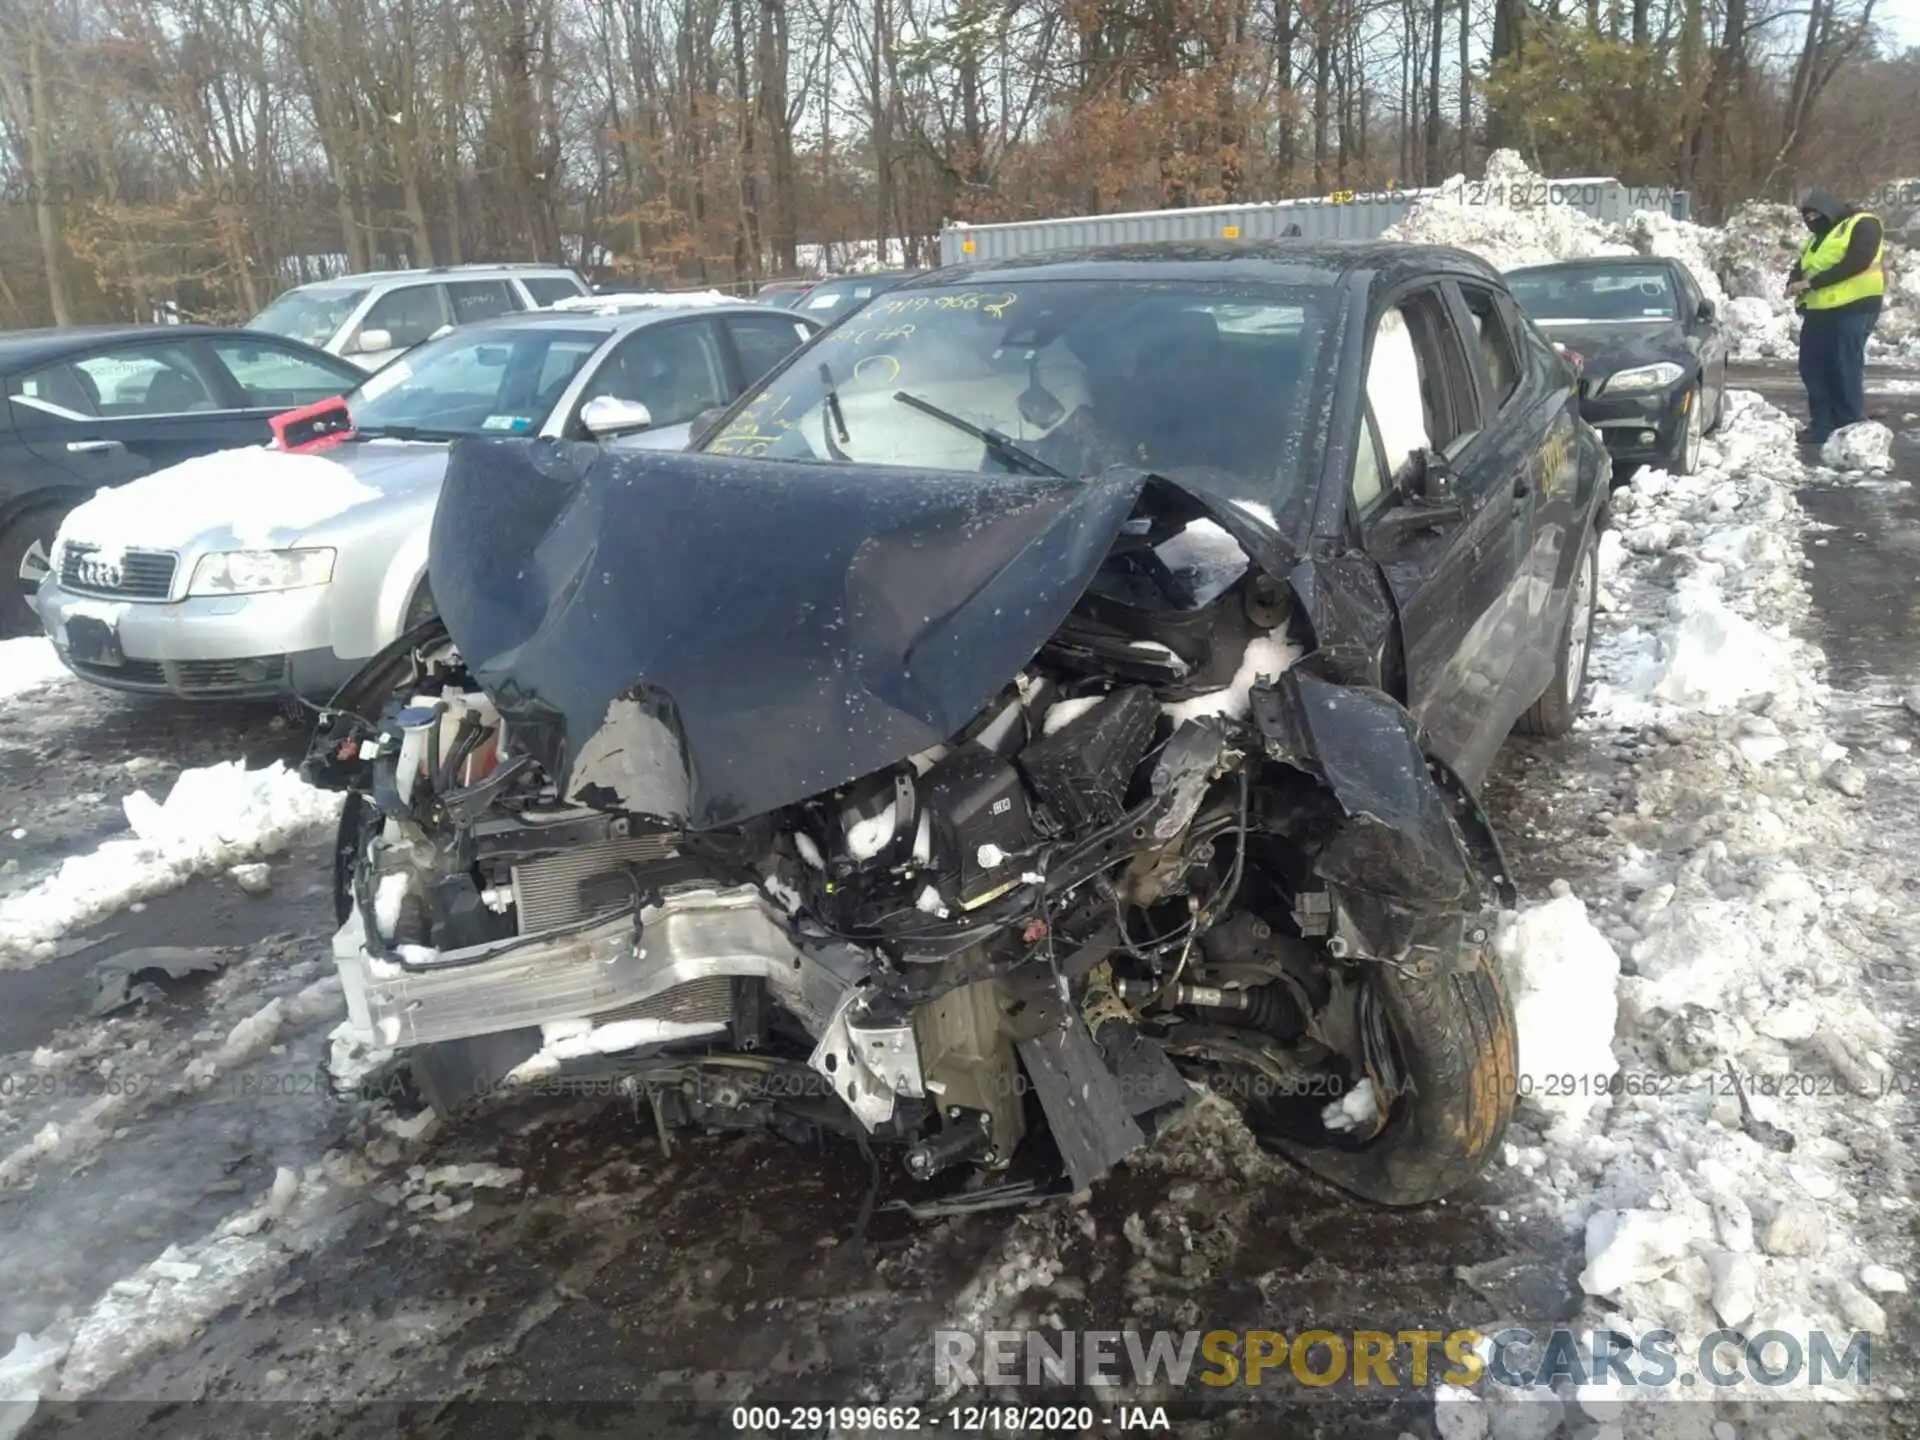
[{"x1": 430, "y1": 439, "x2": 1150, "y2": 829}]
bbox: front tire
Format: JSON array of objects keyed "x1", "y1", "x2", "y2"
[
  {"x1": 1263, "y1": 927, "x2": 1518, "y2": 1207},
  {"x1": 1515, "y1": 523, "x2": 1599, "y2": 738},
  {"x1": 1667, "y1": 383, "x2": 1705, "y2": 475}
]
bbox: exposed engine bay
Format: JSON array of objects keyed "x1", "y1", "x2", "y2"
[{"x1": 305, "y1": 444, "x2": 1519, "y2": 1208}]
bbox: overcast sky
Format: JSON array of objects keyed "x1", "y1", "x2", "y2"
[{"x1": 1883, "y1": 0, "x2": 1920, "y2": 45}]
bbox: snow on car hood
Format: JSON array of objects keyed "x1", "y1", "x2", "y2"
[
  {"x1": 55, "y1": 441, "x2": 450, "y2": 560},
  {"x1": 1534, "y1": 318, "x2": 1689, "y2": 378},
  {"x1": 430, "y1": 438, "x2": 1151, "y2": 829}
]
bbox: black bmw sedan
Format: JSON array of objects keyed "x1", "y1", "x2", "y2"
[
  {"x1": 1505, "y1": 257, "x2": 1728, "y2": 478},
  {"x1": 0, "y1": 324, "x2": 366, "y2": 636}
]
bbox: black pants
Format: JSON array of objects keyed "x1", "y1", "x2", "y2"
[{"x1": 1798, "y1": 300, "x2": 1881, "y2": 442}]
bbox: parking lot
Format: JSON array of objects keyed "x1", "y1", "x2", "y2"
[{"x1": 0, "y1": 357, "x2": 1909, "y2": 1437}]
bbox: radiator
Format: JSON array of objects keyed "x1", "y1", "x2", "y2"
[{"x1": 510, "y1": 833, "x2": 681, "y2": 934}]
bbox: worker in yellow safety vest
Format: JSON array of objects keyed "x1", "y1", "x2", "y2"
[{"x1": 1785, "y1": 189, "x2": 1885, "y2": 447}]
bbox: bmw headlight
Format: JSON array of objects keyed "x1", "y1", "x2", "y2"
[
  {"x1": 189, "y1": 548, "x2": 336, "y2": 596},
  {"x1": 1602, "y1": 362, "x2": 1685, "y2": 394}
]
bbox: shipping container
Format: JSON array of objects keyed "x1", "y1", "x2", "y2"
[{"x1": 938, "y1": 182, "x2": 1689, "y2": 266}]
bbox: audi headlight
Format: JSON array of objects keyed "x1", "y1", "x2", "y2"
[
  {"x1": 189, "y1": 548, "x2": 336, "y2": 596},
  {"x1": 1602, "y1": 362, "x2": 1685, "y2": 394}
]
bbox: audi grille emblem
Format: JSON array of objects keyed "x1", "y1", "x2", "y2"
[{"x1": 77, "y1": 557, "x2": 124, "y2": 590}]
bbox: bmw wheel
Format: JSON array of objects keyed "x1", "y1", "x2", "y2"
[{"x1": 1669, "y1": 384, "x2": 1705, "y2": 476}]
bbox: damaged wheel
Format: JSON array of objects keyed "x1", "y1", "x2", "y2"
[
  {"x1": 1253, "y1": 923, "x2": 1517, "y2": 1208},
  {"x1": 1514, "y1": 523, "x2": 1598, "y2": 739}
]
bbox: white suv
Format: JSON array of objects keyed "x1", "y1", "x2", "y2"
[{"x1": 246, "y1": 264, "x2": 592, "y2": 371}]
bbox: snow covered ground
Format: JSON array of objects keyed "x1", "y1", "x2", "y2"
[
  {"x1": 1462, "y1": 390, "x2": 1917, "y2": 1430},
  {"x1": 919, "y1": 387, "x2": 1916, "y2": 1436},
  {"x1": 0, "y1": 758, "x2": 341, "y2": 964}
]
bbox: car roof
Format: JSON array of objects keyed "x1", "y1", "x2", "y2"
[
  {"x1": 0, "y1": 324, "x2": 329, "y2": 372},
  {"x1": 1505, "y1": 256, "x2": 1676, "y2": 273},
  {"x1": 811, "y1": 269, "x2": 922, "y2": 284},
  {"x1": 909, "y1": 240, "x2": 1504, "y2": 290},
  {"x1": 285, "y1": 264, "x2": 581, "y2": 290},
  {"x1": 443, "y1": 301, "x2": 802, "y2": 336}
]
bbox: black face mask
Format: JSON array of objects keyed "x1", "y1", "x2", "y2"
[{"x1": 1801, "y1": 210, "x2": 1828, "y2": 233}]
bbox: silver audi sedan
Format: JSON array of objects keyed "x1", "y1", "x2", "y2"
[{"x1": 37, "y1": 298, "x2": 820, "y2": 701}]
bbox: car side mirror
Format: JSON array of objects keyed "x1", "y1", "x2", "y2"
[
  {"x1": 581, "y1": 395, "x2": 653, "y2": 438},
  {"x1": 1696, "y1": 299, "x2": 1716, "y2": 322},
  {"x1": 354, "y1": 328, "x2": 393, "y2": 355},
  {"x1": 1372, "y1": 491, "x2": 1466, "y2": 546},
  {"x1": 689, "y1": 407, "x2": 728, "y2": 447},
  {"x1": 1370, "y1": 449, "x2": 1465, "y2": 545},
  {"x1": 1412, "y1": 446, "x2": 1459, "y2": 503}
]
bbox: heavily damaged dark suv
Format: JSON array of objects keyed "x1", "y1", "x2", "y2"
[{"x1": 305, "y1": 242, "x2": 1607, "y2": 1208}]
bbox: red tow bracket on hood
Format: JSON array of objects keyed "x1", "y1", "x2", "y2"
[{"x1": 270, "y1": 395, "x2": 356, "y2": 453}]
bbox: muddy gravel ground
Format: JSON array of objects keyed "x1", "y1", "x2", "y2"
[{"x1": 2, "y1": 363, "x2": 1916, "y2": 1440}]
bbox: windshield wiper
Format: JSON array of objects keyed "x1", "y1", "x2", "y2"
[
  {"x1": 892, "y1": 391, "x2": 1063, "y2": 477},
  {"x1": 352, "y1": 423, "x2": 440, "y2": 442},
  {"x1": 818, "y1": 361, "x2": 853, "y2": 461}
]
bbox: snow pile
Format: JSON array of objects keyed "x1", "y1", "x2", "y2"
[
  {"x1": 0, "y1": 639, "x2": 68, "y2": 702},
  {"x1": 1485, "y1": 389, "x2": 1912, "y2": 1412},
  {"x1": 1620, "y1": 209, "x2": 1727, "y2": 311},
  {"x1": 1381, "y1": 149, "x2": 1636, "y2": 269},
  {"x1": 1714, "y1": 202, "x2": 1805, "y2": 306},
  {"x1": 0, "y1": 761, "x2": 342, "y2": 960},
  {"x1": 1704, "y1": 202, "x2": 1807, "y2": 360},
  {"x1": 1493, "y1": 885, "x2": 1621, "y2": 1136},
  {"x1": 1588, "y1": 393, "x2": 1814, "y2": 724},
  {"x1": 1817, "y1": 420, "x2": 1894, "y2": 474},
  {"x1": 0, "y1": 1330, "x2": 65, "y2": 1440}
]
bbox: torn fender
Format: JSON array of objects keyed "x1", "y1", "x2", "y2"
[{"x1": 1249, "y1": 670, "x2": 1474, "y2": 905}]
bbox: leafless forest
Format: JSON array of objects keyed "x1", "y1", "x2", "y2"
[{"x1": 0, "y1": 0, "x2": 1916, "y2": 325}]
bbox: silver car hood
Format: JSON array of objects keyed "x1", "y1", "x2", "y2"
[{"x1": 55, "y1": 440, "x2": 450, "y2": 556}]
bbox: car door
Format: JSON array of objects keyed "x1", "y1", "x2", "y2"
[
  {"x1": 1454, "y1": 279, "x2": 1583, "y2": 720},
  {"x1": 1673, "y1": 263, "x2": 1726, "y2": 420},
  {"x1": 9, "y1": 338, "x2": 268, "y2": 495},
  {"x1": 1358, "y1": 283, "x2": 1532, "y2": 788},
  {"x1": 717, "y1": 312, "x2": 819, "y2": 392},
  {"x1": 566, "y1": 317, "x2": 732, "y2": 451}
]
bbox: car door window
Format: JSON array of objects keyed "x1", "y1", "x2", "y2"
[
  {"x1": 445, "y1": 280, "x2": 519, "y2": 323},
  {"x1": 582, "y1": 320, "x2": 728, "y2": 430},
  {"x1": 522, "y1": 276, "x2": 588, "y2": 306},
  {"x1": 723, "y1": 315, "x2": 813, "y2": 389},
  {"x1": 1458, "y1": 286, "x2": 1521, "y2": 413},
  {"x1": 1366, "y1": 289, "x2": 1480, "y2": 483},
  {"x1": 357, "y1": 285, "x2": 450, "y2": 350},
  {"x1": 1365, "y1": 305, "x2": 1434, "y2": 488},
  {"x1": 209, "y1": 338, "x2": 356, "y2": 408},
  {"x1": 13, "y1": 343, "x2": 221, "y2": 419},
  {"x1": 1352, "y1": 406, "x2": 1389, "y2": 514}
]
